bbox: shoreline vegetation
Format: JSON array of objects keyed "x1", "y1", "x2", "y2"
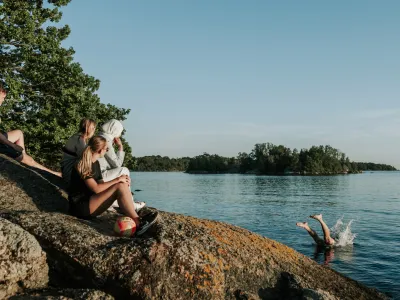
[{"x1": 133, "y1": 143, "x2": 397, "y2": 174}]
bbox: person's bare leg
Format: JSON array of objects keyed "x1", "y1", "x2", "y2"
[
  {"x1": 310, "y1": 214, "x2": 335, "y2": 245},
  {"x1": 101, "y1": 169, "x2": 143, "y2": 210},
  {"x1": 18, "y1": 153, "x2": 62, "y2": 177},
  {"x1": 88, "y1": 183, "x2": 120, "y2": 215},
  {"x1": 296, "y1": 222, "x2": 324, "y2": 245},
  {"x1": 7, "y1": 130, "x2": 25, "y2": 149},
  {"x1": 296, "y1": 222, "x2": 322, "y2": 244},
  {"x1": 89, "y1": 183, "x2": 139, "y2": 225},
  {"x1": 8, "y1": 129, "x2": 61, "y2": 177},
  {"x1": 114, "y1": 183, "x2": 140, "y2": 222}
]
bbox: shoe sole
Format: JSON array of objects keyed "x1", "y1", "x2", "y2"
[{"x1": 136, "y1": 211, "x2": 159, "y2": 236}]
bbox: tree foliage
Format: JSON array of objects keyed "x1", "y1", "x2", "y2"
[
  {"x1": 0, "y1": 0, "x2": 134, "y2": 169},
  {"x1": 186, "y1": 153, "x2": 237, "y2": 173},
  {"x1": 133, "y1": 156, "x2": 190, "y2": 172},
  {"x1": 126, "y1": 145, "x2": 396, "y2": 173},
  {"x1": 185, "y1": 143, "x2": 397, "y2": 174},
  {"x1": 353, "y1": 162, "x2": 396, "y2": 171}
]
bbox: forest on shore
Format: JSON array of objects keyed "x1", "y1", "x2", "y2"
[{"x1": 133, "y1": 143, "x2": 397, "y2": 174}]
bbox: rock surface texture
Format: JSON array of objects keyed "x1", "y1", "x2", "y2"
[
  {"x1": 0, "y1": 217, "x2": 49, "y2": 299},
  {"x1": 0, "y1": 155, "x2": 388, "y2": 299},
  {"x1": 9, "y1": 288, "x2": 114, "y2": 299}
]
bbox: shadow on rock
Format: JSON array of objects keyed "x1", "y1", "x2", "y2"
[
  {"x1": 0, "y1": 155, "x2": 68, "y2": 213},
  {"x1": 257, "y1": 272, "x2": 303, "y2": 300}
]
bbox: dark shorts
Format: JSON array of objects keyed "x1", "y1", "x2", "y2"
[
  {"x1": 317, "y1": 237, "x2": 336, "y2": 248},
  {"x1": 69, "y1": 197, "x2": 91, "y2": 219},
  {"x1": 0, "y1": 132, "x2": 23, "y2": 159}
]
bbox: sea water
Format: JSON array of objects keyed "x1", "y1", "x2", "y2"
[
  {"x1": 331, "y1": 217, "x2": 357, "y2": 247},
  {"x1": 131, "y1": 171, "x2": 400, "y2": 298}
]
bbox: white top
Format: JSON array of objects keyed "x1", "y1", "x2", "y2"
[{"x1": 97, "y1": 119, "x2": 125, "y2": 173}]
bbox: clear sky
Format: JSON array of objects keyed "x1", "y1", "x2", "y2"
[{"x1": 59, "y1": 1, "x2": 400, "y2": 166}]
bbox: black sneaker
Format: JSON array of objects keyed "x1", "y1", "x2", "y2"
[{"x1": 136, "y1": 211, "x2": 159, "y2": 236}]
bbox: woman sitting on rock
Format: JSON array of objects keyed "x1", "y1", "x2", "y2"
[
  {"x1": 98, "y1": 119, "x2": 145, "y2": 211},
  {"x1": 68, "y1": 136, "x2": 137, "y2": 219},
  {"x1": 98, "y1": 119, "x2": 130, "y2": 180},
  {"x1": 61, "y1": 118, "x2": 96, "y2": 185}
]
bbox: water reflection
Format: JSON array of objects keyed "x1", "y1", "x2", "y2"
[
  {"x1": 314, "y1": 246, "x2": 335, "y2": 265},
  {"x1": 313, "y1": 245, "x2": 354, "y2": 265}
]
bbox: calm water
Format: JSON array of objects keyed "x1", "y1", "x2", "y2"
[{"x1": 131, "y1": 171, "x2": 400, "y2": 299}]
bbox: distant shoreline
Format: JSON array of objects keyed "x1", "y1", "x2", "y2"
[
  {"x1": 185, "y1": 170, "x2": 364, "y2": 175},
  {"x1": 133, "y1": 145, "x2": 397, "y2": 173},
  {"x1": 130, "y1": 169, "x2": 398, "y2": 174}
]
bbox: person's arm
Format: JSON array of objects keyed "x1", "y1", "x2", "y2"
[
  {"x1": 0, "y1": 133, "x2": 23, "y2": 153},
  {"x1": 104, "y1": 139, "x2": 125, "y2": 168},
  {"x1": 114, "y1": 137, "x2": 124, "y2": 152},
  {"x1": 114, "y1": 137, "x2": 126, "y2": 165},
  {"x1": 84, "y1": 175, "x2": 130, "y2": 194}
]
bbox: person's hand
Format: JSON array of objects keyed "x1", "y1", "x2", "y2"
[
  {"x1": 133, "y1": 217, "x2": 140, "y2": 228},
  {"x1": 114, "y1": 137, "x2": 123, "y2": 151},
  {"x1": 117, "y1": 175, "x2": 130, "y2": 185}
]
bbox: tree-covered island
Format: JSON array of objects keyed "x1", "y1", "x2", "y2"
[{"x1": 133, "y1": 143, "x2": 397, "y2": 174}]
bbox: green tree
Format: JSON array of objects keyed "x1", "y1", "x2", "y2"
[
  {"x1": 237, "y1": 152, "x2": 254, "y2": 173},
  {"x1": 354, "y1": 162, "x2": 396, "y2": 171},
  {"x1": 291, "y1": 148, "x2": 299, "y2": 172},
  {"x1": 131, "y1": 151, "x2": 396, "y2": 173},
  {"x1": 186, "y1": 153, "x2": 237, "y2": 173},
  {"x1": 134, "y1": 155, "x2": 189, "y2": 172},
  {"x1": 0, "y1": 0, "x2": 132, "y2": 169}
]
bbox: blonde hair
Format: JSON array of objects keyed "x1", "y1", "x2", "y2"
[
  {"x1": 76, "y1": 136, "x2": 106, "y2": 179},
  {"x1": 79, "y1": 118, "x2": 96, "y2": 142}
]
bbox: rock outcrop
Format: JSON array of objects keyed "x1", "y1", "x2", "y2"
[
  {"x1": 0, "y1": 155, "x2": 388, "y2": 299},
  {"x1": 0, "y1": 217, "x2": 49, "y2": 299},
  {"x1": 9, "y1": 288, "x2": 114, "y2": 299}
]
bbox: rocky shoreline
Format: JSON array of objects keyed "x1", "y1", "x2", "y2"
[{"x1": 0, "y1": 154, "x2": 388, "y2": 299}]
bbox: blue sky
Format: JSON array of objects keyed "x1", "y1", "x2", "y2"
[{"x1": 59, "y1": 1, "x2": 400, "y2": 166}]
